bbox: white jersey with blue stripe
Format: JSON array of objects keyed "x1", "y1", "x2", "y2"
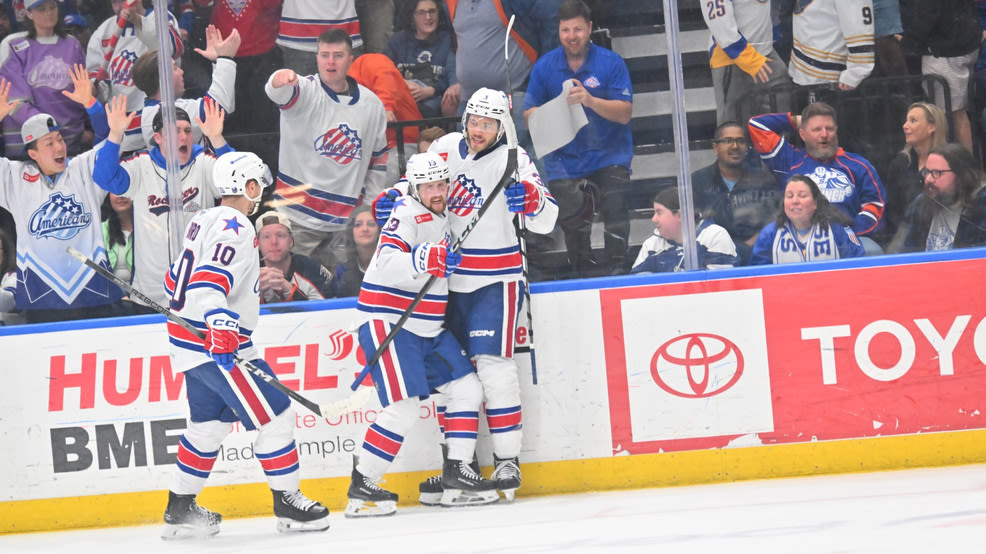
[
  {"x1": 356, "y1": 192, "x2": 452, "y2": 338},
  {"x1": 0, "y1": 149, "x2": 119, "y2": 310},
  {"x1": 164, "y1": 205, "x2": 260, "y2": 373},
  {"x1": 265, "y1": 74, "x2": 388, "y2": 232},
  {"x1": 427, "y1": 133, "x2": 558, "y2": 293}
]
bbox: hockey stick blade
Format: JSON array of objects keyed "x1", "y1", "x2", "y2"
[
  {"x1": 321, "y1": 386, "x2": 375, "y2": 417},
  {"x1": 66, "y1": 247, "x2": 324, "y2": 416}
]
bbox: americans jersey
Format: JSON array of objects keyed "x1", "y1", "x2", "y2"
[
  {"x1": 788, "y1": 0, "x2": 875, "y2": 87},
  {"x1": 0, "y1": 149, "x2": 121, "y2": 310},
  {"x1": 703, "y1": 0, "x2": 774, "y2": 76},
  {"x1": 356, "y1": 191, "x2": 452, "y2": 338},
  {"x1": 631, "y1": 219, "x2": 739, "y2": 272},
  {"x1": 277, "y1": 0, "x2": 363, "y2": 53},
  {"x1": 748, "y1": 112, "x2": 886, "y2": 235},
  {"x1": 750, "y1": 221, "x2": 865, "y2": 264},
  {"x1": 265, "y1": 74, "x2": 388, "y2": 232},
  {"x1": 426, "y1": 133, "x2": 557, "y2": 293},
  {"x1": 93, "y1": 140, "x2": 224, "y2": 307},
  {"x1": 165, "y1": 205, "x2": 260, "y2": 373},
  {"x1": 86, "y1": 9, "x2": 183, "y2": 112}
]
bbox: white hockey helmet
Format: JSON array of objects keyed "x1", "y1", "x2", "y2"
[
  {"x1": 405, "y1": 151, "x2": 450, "y2": 203},
  {"x1": 213, "y1": 151, "x2": 272, "y2": 201},
  {"x1": 462, "y1": 87, "x2": 510, "y2": 141},
  {"x1": 406, "y1": 151, "x2": 450, "y2": 187}
]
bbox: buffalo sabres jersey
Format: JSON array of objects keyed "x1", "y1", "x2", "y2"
[
  {"x1": 788, "y1": 0, "x2": 875, "y2": 88},
  {"x1": 165, "y1": 205, "x2": 261, "y2": 373},
  {"x1": 750, "y1": 221, "x2": 864, "y2": 264},
  {"x1": 93, "y1": 141, "x2": 222, "y2": 307},
  {"x1": 0, "y1": 150, "x2": 121, "y2": 310},
  {"x1": 749, "y1": 112, "x2": 886, "y2": 235},
  {"x1": 703, "y1": 0, "x2": 774, "y2": 75},
  {"x1": 427, "y1": 133, "x2": 558, "y2": 293},
  {"x1": 277, "y1": 0, "x2": 363, "y2": 53},
  {"x1": 356, "y1": 191, "x2": 452, "y2": 338},
  {"x1": 265, "y1": 74, "x2": 388, "y2": 232},
  {"x1": 86, "y1": 9, "x2": 183, "y2": 112}
]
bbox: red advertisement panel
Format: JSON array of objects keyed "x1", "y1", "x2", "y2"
[{"x1": 602, "y1": 259, "x2": 986, "y2": 455}]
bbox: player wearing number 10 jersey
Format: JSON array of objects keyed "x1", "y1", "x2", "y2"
[{"x1": 160, "y1": 151, "x2": 329, "y2": 540}]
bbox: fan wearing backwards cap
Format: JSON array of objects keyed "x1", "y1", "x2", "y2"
[
  {"x1": 0, "y1": 77, "x2": 123, "y2": 323},
  {"x1": 255, "y1": 210, "x2": 335, "y2": 303},
  {"x1": 92, "y1": 94, "x2": 234, "y2": 314}
]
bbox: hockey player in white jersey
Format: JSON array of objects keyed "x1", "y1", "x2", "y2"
[
  {"x1": 374, "y1": 88, "x2": 558, "y2": 502},
  {"x1": 94, "y1": 96, "x2": 232, "y2": 312},
  {"x1": 161, "y1": 151, "x2": 329, "y2": 539},
  {"x1": 346, "y1": 152, "x2": 497, "y2": 517}
]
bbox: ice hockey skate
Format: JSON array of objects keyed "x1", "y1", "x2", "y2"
[
  {"x1": 493, "y1": 456, "x2": 522, "y2": 502},
  {"x1": 440, "y1": 458, "x2": 499, "y2": 507},
  {"x1": 346, "y1": 466, "x2": 399, "y2": 518},
  {"x1": 272, "y1": 489, "x2": 330, "y2": 533},
  {"x1": 161, "y1": 492, "x2": 221, "y2": 540},
  {"x1": 419, "y1": 473, "x2": 443, "y2": 506}
]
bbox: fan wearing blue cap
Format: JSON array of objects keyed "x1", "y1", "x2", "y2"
[{"x1": 0, "y1": 0, "x2": 87, "y2": 157}]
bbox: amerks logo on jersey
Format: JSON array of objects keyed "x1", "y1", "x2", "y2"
[
  {"x1": 448, "y1": 175, "x2": 483, "y2": 216},
  {"x1": 807, "y1": 166, "x2": 854, "y2": 203},
  {"x1": 29, "y1": 192, "x2": 92, "y2": 240},
  {"x1": 315, "y1": 123, "x2": 363, "y2": 165}
]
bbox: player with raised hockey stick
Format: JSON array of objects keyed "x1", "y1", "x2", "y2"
[
  {"x1": 346, "y1": 151, "x2": 498, "y2": 517},
  {"x1": 374, "y1": 88, "x2": 558, "y2": 503},
  {"x1": 161, "y1": 151, "x2": 329, "y2": 539}
]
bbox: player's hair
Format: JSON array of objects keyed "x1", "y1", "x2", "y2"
[
  {"x1": 557, "y1": 0, "x2": 591, "y2": 22},
  {"x1": 800, "y1": 101, "x2": 838, "y2": 128},
  {"x1": 775, "y1": 174, "x2": 850, "y2": 228},
  {"x1": 132, "y1": 50, "x2": 160, "y2": 97},
  {"x1": 0, "y1": 226, "x2": 14, "y2": 277},
  {"x1": 151, "y1": 107, "x2": 191, "y2": 133},
  {"x1": 653, "y1": 187, "x2": 679, "y2": 213},
  {"x1": 901, "y1": 102, "x2": 948, "y2": 163},
  {"x1": 398, "y1": 0, "x2": 449, "y2": 34},
  {"x1": 714, "y1": 120, "x2": 747, "y2": 140},
  {"x1": 318, "y1": 28, "x2": 353, "y2": 52},
  {"x1": 417, "y1": 126, "x2": 447, "y2": 151}
]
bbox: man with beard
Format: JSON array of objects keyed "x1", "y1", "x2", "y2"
[
  {"x1": 749, "y1": 101, "x2": 887, "y2": 252},
  {"x1": 523, "y1": 0, "x2": 633, "y2": 277},
  {"x1": 346, "y1": 151, "x2": 497, "y2": 517},
  {"x1": 691, "y1": 121, "x2": 781, "y2": 265},
  {"x1": 94, "y1": 98, "x2": 232, "y2": 312}
]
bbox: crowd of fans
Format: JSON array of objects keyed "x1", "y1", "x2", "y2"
[{"x1": 1, "y1": 0, "x2": 986, "y2": 325}]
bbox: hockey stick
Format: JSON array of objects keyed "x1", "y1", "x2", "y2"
[
  {"x1": 91, "y1": 0, "x2": 138, "y2": 81},
  {"x1": 66, "y1": 246, "x2": 326, "y2": 416},
  {"x1": 502, "y1": 15, "x2": 539, "y2": 384},
  {"x1": 343, "y1": 104, "x2": 521, "y2": 397}
]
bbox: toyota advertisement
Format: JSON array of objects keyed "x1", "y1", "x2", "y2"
[{"x1": 600, "y1": 256, "x2": 986, "y2": 455}]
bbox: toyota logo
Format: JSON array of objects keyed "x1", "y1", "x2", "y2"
[{"x1": 650, "y1": 333, "x2": 744, "y2": 398}]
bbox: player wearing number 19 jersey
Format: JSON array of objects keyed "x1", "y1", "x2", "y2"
[{"x1": 161, "y1": 151, "x2": 329, "y2": 540}]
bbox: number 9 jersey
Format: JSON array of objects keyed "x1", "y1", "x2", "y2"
[{"x1": 164, "y1": 205, "x2": 261, "y2": 373}]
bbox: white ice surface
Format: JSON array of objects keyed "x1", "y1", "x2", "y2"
[{"x1": 4, "y1": 464, "x2": 986, "y2": 553}]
